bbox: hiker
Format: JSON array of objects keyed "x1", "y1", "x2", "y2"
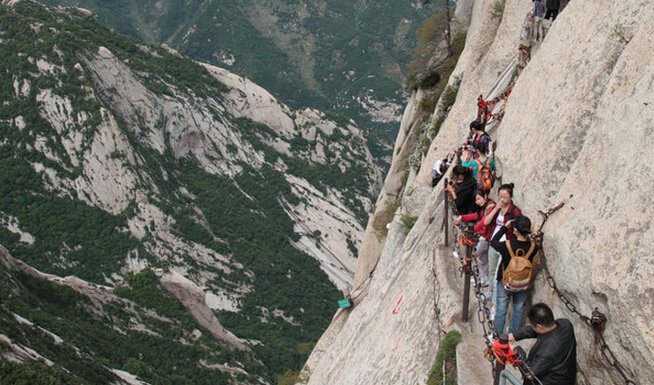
[
  {"x1": 476, "y1": 97, "x2": 492, "y2": 128},
  {"x1": 490, "y1": 215, "x2": 538, "y2": 334},
  {"x1": 484, "y1": 183, "x2": 522, "y2": 314},
  {"x1": 445, "y1": 165, "x2": 477, "y2": 215},
  {"x1": 521, "y1": 11, "x2": 534, "y2": 41},
  {"x1": 517, "y1": 41, "x2": 531, "y2": 72},
  {"x1": 468, "y1": 120, "x2": 491, "y2": 155},
  {"x1": 504, "y1": 303, "x2": 577, "y2": 385},
  {"x1": 545, "y1": 0, "x2": 560, "y2": 20},
  {"x1": 431, "y1": 157, "x2": 450, "y2": 187},
  {"x1": 461, "y1": 141, "x2": 495, "y2": 191},
  {"x1": 453, "y1": 189, "x2": 496, "y2": 288},
  {"x1": 532, "y1": 0, "x2": 545, "y2": 41}
]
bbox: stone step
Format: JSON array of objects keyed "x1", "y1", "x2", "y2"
[{"x1": 456, "y1": 332, "x2": 493, "y2": 385}]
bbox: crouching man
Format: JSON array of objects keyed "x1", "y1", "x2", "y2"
[{"x1": 504, "y1": 303, "x2": 577, "y2": 385}]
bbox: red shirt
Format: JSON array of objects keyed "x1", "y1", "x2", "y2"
[{"x1": 460, "y1": 200, "x2": 496, "y2": 239}]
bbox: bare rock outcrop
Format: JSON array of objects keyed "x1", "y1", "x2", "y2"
[
  {"x1": 159, "y1": 271, "x2": 249, "y2": 351},
  {"x1": 0, "y1": 245, "x2": 116, "y2": 309},
  {"x1": 304, "y1": 0, "x2": 654, "y2": 384}
]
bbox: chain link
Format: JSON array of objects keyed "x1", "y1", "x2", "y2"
[
  {"x1": 536, "y1": 204, "x2": 639, "y2": 385},
  {"x1": 544, "y1": 256, "x2": 638, "y2": 384},
  {"x1": 450, "y1": 219, "x2": 498, "y2": 379},
  {"x1": 438, "y1": 198, "x2": 640, "y2": 385},
  {"x1": 431, "y1": 249, "x2": 446, "y2": 350}
]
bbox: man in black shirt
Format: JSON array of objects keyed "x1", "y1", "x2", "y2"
[{"x1": 506, "y1": 303, "x2": 577, "y2": 385}]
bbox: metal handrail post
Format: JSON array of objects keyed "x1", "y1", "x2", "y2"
[
  {"x1": 493, "y1": 334, "x2": 509, "y2": 385},
  {"x1": 444, "y1": 178, "x2": 449, "y2": 247},
  {"x1": 462, "y1": 234, "x2": 472, "y2": 321}
]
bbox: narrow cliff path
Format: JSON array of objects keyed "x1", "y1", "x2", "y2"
[{"x1": 448, "y1": 14, "x2": 546, "y2": 385}]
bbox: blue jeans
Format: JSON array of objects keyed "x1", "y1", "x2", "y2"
[
  {"x1": 499, "y1": 369, "x2": 522, "y2": 385},
  {"x1": 495, "y1": 282, "x2": 528, "y2": 334}
]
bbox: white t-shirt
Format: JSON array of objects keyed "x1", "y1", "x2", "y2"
[
  {"x1": 491, "y1": 210, "x2": 507, "y2": 242},
  {"x1": 432, "y1": 159, "x2": 444, "y2": 174}
]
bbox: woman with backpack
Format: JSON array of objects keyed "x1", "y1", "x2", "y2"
[
  {"x1": 462, "y1": 141, "x2": 495, "y2": 192},
  {"x1": 453, "y1": 189, "x2": 496, "y2": 288},
  {"x1": 445, "y1": 165, "x2": 477, "y2": 215},
  {"x1": 468, "y1": 120, "x2": 492, "y2": 155},
  {"x1": 484, "y1": 183, "x2": 522, "y2": 314},
  {"x1": 490, "y1": 215, "x2": 539, "y2": 334}
]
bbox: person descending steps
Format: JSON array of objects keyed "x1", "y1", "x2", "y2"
[
  {"x1": 445, "y1": 165, "x2": 478, "y2": 215},
  {"x1": 468, "y1": 120, "x2": 492, "y2": 152},
  {"x1": 462, "y1": 141, "x2": 495, "y2": 192},
  {"x1": 431, "y1": 157, "x2": 451, "y2": 187},
  {"x1": 504, "y1": 303, "x2": 577, "y2": 385}
]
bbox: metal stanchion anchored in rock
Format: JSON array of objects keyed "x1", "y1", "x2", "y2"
[
  {"x1": 443, "y1": 178, "x2": 450, "y2": 247},
  {"x1": 536, "y1": 200, "x2": 639, "y2": 385},
  {"x1": 449, "y1": 209, "x2": 498, "y2": 377},
  {"x1": 456, "y1": 224, "x2": 477, "y2": 322}
]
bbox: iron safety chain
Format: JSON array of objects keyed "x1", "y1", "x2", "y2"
[
  {"x1": 450, "y1": 213, "x2": 499, "y2": 378},
  {"x1": 539, "y1": 255, "x2": 638, "y2": 385},
  {"x1": 536, "y1": 202, "x2": 639, "y2": 385},
  {"x1": 431, "y1": 250, "x2": 447, "y2": 345}
]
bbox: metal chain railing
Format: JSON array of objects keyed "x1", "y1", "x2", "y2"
[
  {"x1": 431, "y1": 249, "x2": 446, "y2": 346},
  {"x1": 446, "y1": 194, "x2": 499, "y2": 378},
  {"x1": 535, "y1": 203, "x2": 639, "y2": 385},
  {"x1": 538, "y1": 253, "x2": 638, "y2": 385},
  {"x1": 440, "y1": 188, "x2": 640, "y2": 384}
]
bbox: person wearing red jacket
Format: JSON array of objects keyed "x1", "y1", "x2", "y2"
[{"x1": 454, "y1": 189, "x2": 495, "y2": 288}]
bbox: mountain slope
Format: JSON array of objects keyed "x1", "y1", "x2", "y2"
[
  {"x1": 0, "y1": 246, "x2": 251, "y2": 384},
  {"x1": 0, "y1": 0, "x2": 382, "y2": 382},
  {"x1": 36, "y1": 0, "x2": 440, "y2": 169}
]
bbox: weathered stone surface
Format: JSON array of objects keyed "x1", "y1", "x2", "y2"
[
  {"x1": 159, "y1": 271, "x2": 249, "y2": 351},
  {"x1": 305, "y1": 0, "x2": 654, "y2": 383},
  {"x1": 21, "y1": 38, "x2": 380, "y2": 291}
]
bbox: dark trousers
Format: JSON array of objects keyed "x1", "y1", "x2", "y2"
[{"x1": 545, "y1": 8, "x2": 558, "y2": 20}]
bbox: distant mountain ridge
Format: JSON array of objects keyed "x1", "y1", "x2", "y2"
[
  {"x1": 0, "y1": 1, "x2": 382, "y2": 382},
  {"x1": 36, "y1": 0, "x2": 440, "y2": 169}
]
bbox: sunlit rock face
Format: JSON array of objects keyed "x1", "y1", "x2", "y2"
[{"x1": 303, "y1": 0, "x2": 654, "y2": 384}]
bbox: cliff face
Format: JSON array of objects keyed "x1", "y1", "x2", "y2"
[
  {"x1": 304, "y1": 0, "x2": 654, "y2": 384},
  {"x1": 39, "y1": 0, "x2": 436, "y2": 172},
  {"x1": 79, "y1": 44, "x2": 377, "y2": 288}
]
